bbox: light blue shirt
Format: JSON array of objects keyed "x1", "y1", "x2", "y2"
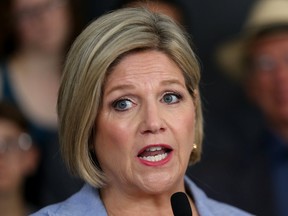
[{"x1": 31, "y1": 176, "x2": 253, "y2": 216}]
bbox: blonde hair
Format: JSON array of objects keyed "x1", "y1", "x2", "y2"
[{"x1": 58, "y1": 7, "x2": 203, "y2": 188}]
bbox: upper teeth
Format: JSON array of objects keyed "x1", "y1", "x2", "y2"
[{"x1": 146, "y1": 146, "x2": 162, "y2": 152}]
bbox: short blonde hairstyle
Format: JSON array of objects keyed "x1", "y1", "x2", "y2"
[{"x1": 58, "y1": 7, "x2": 203, "y2": 188}]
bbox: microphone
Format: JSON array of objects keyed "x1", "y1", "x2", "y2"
[{"x1": 170, "y1": 192, "x2": 193, "y2": 216}]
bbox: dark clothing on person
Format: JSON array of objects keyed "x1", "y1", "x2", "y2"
[
  {"x1": 0, "y1": 63, "x2": 83, "y2": 207},
  {"x1": 265, "y1": 130, "x2": 288, "y2": 216},
  {"x1": 188, "y1": 121, "x2": 288, "y2": 216}
]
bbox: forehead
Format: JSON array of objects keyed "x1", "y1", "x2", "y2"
[
  {"x1": 106, "y1": 50, "x2": 184, "y2": 84},
  {"x1": 250, "y1": 32, "x2": 288, "y2": 52}
]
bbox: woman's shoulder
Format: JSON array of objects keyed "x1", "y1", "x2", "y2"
[
  {"x1": 29, "y1": 184, "x2": 107, "y2": 216},
  {"x1": 185, "y1": 176, "x2": 255, "y2": 216}
]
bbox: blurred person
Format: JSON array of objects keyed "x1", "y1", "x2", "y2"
[
  {"x1": 1, "y1": 0, "x2": 81, "y2": 133},
  {"x1": 31, "y1": 8, "x2": 252, "y2": 216},
  {"x1": 209, "y1": 0, "x2": 288, "y2": 215},
  {"x1": 0, "y1": 101, "x2": 39, "y2": 215},
  {"x1": 0, "y1": 0, "x2": 84, "y2": 207}
]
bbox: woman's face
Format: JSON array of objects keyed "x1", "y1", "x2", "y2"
[
  {"x1": 94, "y1": 50, "x2": 196, "y2": 196},
  {"x1": 13, "y1": 0, "x2": 72, "y2": 54}
]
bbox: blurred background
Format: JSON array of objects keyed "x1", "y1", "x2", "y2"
[{"x1": 0, "y1": 0, "x2": 279, "y2": 216}]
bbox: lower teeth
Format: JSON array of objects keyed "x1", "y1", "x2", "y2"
[{"x1": 141, "y1": 153, "x2": 168, "y2": 162}]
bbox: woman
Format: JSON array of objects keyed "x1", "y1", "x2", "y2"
[
  {"x1": 32, "y1": 8, "x2": 252, "y2": 215},
  {"x1": 0, "y1": 0, "x2": 84, "y2": 207},
  {"x1": 0, "y1": 0, "x2": 83, "y2": 145},
  {"x1": 0, "y1": 102, "x2": 39, "y2": 215}
]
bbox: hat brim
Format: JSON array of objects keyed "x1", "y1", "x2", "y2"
[
  {"x1": 215, "y1": 36, "x2": 248, "y2": 81},
  {"x1": 216, "y1": 24, "x2": 288, "y2": 81}
]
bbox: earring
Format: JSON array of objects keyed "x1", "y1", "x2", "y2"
[{"x1": 193, "y1": 143, "x2": 197, "y2": 150}]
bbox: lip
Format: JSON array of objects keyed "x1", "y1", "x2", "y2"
[{"x1": 137, "y1": 144, "x2": 173, "y2": 166}]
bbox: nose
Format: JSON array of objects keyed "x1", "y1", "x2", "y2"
[{"x1": 139, "y1": 102, "x2": 166, "y2": 135}]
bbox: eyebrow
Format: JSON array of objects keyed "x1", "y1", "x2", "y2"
[
  {"x1": 105, "y1": 84, "x2": 136, "y2": 96},
  {"x1": 105, "y1": 78, "x2": 186, "y2": 96},
  {"x1": 160, "y1": 79, "x2": 186, "y2": 88}
]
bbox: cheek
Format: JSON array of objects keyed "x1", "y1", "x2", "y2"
[
  {"x1": 258, "y1": 76, "x2": 272, "y2": 89},
  {"x1": 17, "y1": 22, "x2": 34, "y2": 40},
  {"x1": 248, "y1": 75, "x2": 271, "y2": 102},
  {"x1": 173, "y1": 107, "x2": 196, "y2": 146},
  {"x1": 51, "y1": 9, "x2": 72, "y2": 37},
  {"x1": 94, "y1": 117, "x2": 132, "y2": 165},
  {"x1": 2, "y1": 156, "x2": 27, "y2": 180},
  {"x1": 255, "y1": 76, "x2": 274, "y2": 102},
  {"x1": 184, "y1": 113, "x2": 196, "y2": 145}
]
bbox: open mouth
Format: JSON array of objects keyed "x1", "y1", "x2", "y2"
[{"x1": 137, "y1": 145, "x2": 172, "y2": 162}]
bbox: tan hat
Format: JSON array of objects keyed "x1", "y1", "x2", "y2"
[{"x1": 216, "y1": 0, "x2": 288, "y2": 80}]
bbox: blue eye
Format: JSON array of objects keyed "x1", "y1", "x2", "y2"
[
  {"x1": 112, "y1": 99, "x2": 133, "y2": 111},
  {"x1": 162, "y1": 93, "x2": 181, "y2": 104}
]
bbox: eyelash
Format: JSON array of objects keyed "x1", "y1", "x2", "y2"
[
  {"x1": 162, "y1": 92, "x2": 183, "y2": 104},
  {"x1": 111, "y1": 97, "x2": 134, "y2": 112},
  {"x1": 111, "y1": 91, "x2": 183, "y2": 112}
]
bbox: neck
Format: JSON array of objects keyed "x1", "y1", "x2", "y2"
[
  {"x1": 10, "y1": 50, "x2": 63, "y2": 75},
  {"x1": 100, "y1": 184, "x2": 198, "y2": 216}
]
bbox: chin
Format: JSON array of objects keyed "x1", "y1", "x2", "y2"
[{"x1": 138, "y1": 172, "x2": 182, "y2": 194}]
